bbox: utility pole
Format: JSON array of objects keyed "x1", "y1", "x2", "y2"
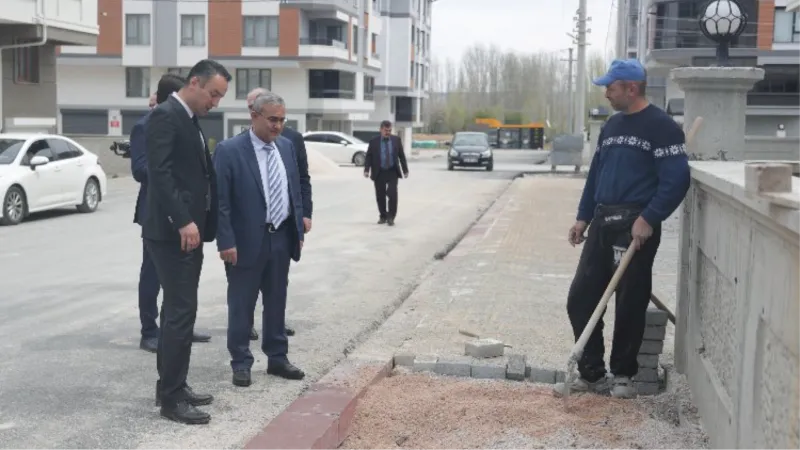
[
  {"x1": 561, "y1": 47, "x2": 576, "y2": 134},
  {"x1": 616, "y1": 0, "x2": 628, "y2": 58},
  {"x1": 575, "y1": 1, "x2": 590, "y2": 141}
]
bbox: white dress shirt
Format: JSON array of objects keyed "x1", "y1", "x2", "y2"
[
  {"x1": 171, "y1": 92, "x2": 205, "y2": 148},
  {"x1": 249, "y1": 130, "x2": 290, "y2": 225}
]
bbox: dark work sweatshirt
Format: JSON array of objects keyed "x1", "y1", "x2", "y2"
[{"x1": 577, "y1": 104, "x2": 690, "y2": 226}]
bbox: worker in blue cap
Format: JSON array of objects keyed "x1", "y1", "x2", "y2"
[{"x1": 554, "y1": 59, "x2": 690, "y2": 399}]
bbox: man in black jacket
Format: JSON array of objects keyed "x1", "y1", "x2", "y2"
[
  {"x1": 131, "y1": 74, "x2": 212, "y2": 353},
  {"x1": 143, "y1": 59, "x2": 231, "y2": 425},
  {"x1": 364, "y1": 120, "x2": 408, "y2": 226}
]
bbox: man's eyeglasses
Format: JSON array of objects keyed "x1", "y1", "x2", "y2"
[{"x1": 252, "y1": 109, "x2": 286, "y2": 125}]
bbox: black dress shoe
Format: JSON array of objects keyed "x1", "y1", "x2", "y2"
[
  {"x1": 155, "y1": 382, "x2": 213, "y2": 407},
  {"x1": 285, "y1": 326, "x2": 296, "y2": 336},
  {"x1": 387, "y1": 218, "x2": 395, "y2": 226},
  {"x1": 192, "y1": 332, "x2": 211, "y2": 343},
  {"x1": 250, "y1": 328, "x2": 259, "y2": 341},
  {"x1": 140, "y1": 336, "x2": 158, "y2": 353},
  {"x1": 232, "y1": 370, "x2": 252, "y2": 387},
  {"x1": 184, "y1": 385, "x2": 213, "y2": 406},
  {"x1": 377, "y1": 217, "x2": 387, "y2": 224},
  {"x1": 267, "y1": 361, "x2": 305, "y2": 380},
  {"x1": 160, "y1": 400, "x2": 211, "y2": 425}
]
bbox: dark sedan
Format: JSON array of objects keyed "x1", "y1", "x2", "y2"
[{"x1": 447, "y1": 132, "x2": 493, "y2": 171}]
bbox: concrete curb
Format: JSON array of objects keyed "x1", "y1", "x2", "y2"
[{"x1": 243, "y1": 358, "x2": 394, "y2": 450}]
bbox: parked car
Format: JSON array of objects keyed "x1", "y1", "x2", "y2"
[
  {"x1": 302, "y1": 131, "x2": 369, "y2": 166},
  {"x1": 447, "y1": 132, "x2": 494, "y2": 171},
  {"x1": 0, "y1": 133, "x2": 108, "y2": 225}
]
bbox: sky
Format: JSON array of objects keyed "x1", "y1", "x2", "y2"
[{"x1": 430, "y1": 0, "x2": 617, "y2": 62}]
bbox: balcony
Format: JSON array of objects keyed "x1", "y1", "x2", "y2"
[
  {"x1": 0, "y1": 0, "x2": 98, "y2": 45},
  {"x1": 747, "y1": 93, "x2": 800, "y2": 107},
  {"x1": 279, "y1": 0, "x2": 357, "y2": 18},
  {"x1": 366, "y1": 52, "x2": 381, "y2": 69},
  {"x1": 299, "y1": 36, "x2": 349, "y2": 59}
]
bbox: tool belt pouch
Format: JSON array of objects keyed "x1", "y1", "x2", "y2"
[{"x1": 595, "y1": 204, "x2": 641, "y2": 266}]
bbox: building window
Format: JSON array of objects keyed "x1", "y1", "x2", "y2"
[
  {"x1": 774, "y1": 7, "x2": 800, "y2": 43},
  {"x1": 309, "y1": 70, "x2": 356, "y2": 99},
  {"x1": 371, "y1": 33, "x2": 378, "y2": 55},
  {"x1": 126, "y1": 67, "x2": 151, "y2": 98},
  {"x1": 125, "y1": 14, "x2": 151, "y2": 46},
  {"x1": 167, "y1": 67, "x2": 192, "y2": 78},
  {"x1": 750, "y1": 65, "x2": 800, "y2": 106},
  {"x1": 242, "y1": 16, "x2": 279, "y2": 47},
  {"x1": 352, "y1": 24, "x2": 359, "y2": 54},
  {"x1": 364, "y1": 75, "x2": 375, "y2": 100},
  {"x1": 236, "y1": 69, "x2": 272, "y2": 99},
  {"x1": 180, "y1": 15, "x2": 206, "y2": 46},
  {"x1": 13, "y1": 43, "x2": 39, "y2": 84}
]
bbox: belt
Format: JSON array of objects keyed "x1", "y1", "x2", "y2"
[{"x1": 265, "y1": 220, "x2": 288, "y2": 233}]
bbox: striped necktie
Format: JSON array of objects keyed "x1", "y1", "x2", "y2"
[{"x1": 265, "y1": 143, "x2": 286, "y2": 225}]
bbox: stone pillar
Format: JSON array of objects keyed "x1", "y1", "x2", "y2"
[{"x1": 670, "y1": 67, "x2": 764, "y2": 161}]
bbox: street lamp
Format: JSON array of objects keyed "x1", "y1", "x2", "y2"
[{"x1": 698, "y1": 0, "x2": 748, "y2": 66}]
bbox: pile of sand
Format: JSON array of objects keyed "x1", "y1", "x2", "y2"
[
  {"x1": 306, "y1": 147, "x2": 345, "y2": 177},
  {"x1": 341, "y1": 371, "x2": 708, "y2": 449}
]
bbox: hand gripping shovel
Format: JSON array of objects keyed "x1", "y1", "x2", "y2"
[{"x1": 562, "y1": 244, "x2": 637, "y2": 402}]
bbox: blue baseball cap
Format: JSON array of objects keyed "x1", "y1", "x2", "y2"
[{"x1": 592, "y1": 59, "x2": 646, "y2": 86}]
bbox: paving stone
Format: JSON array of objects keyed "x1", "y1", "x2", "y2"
[
  {"x1": 528, "y1": 366, "x2": 556, "y2": 384},
  {"x1": 464, "y1": 338, "x2": 505, "y2": 358},
  {"x1": 645, "y1": 308, "x2": 668, "y2": 326},
  {"x1": 637, "y1": 354, "x2": 660, "y2": 369},
  {"x1": 633, "y1": 367, "x2": 659, "y2": 383},
  {"x1": 434, "y1": 358, "x2": 472, "y2": 377},
  {"x1": 393, "y1": 353, "x2": 415, "y2": 367},
  {"x1": 470, "y1": 361, "x2": 507, "y2": 379},
  {"x1": 643, "y1": 325, "x2": 666, "y2": 340},
  {"x1": 639, "y1": 339, "x2": 664, "y2": 355},
  {"x1": 506, "y1": 354, "x2": 526, "y2": 381},
  {"x1": 635, "y1": 381, "x2": 660, "y2": 396},
  {"x1": 412, "y1": 355, "x2": 438, "y2": 373}
]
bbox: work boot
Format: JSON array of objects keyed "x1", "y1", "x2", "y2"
[
  {"x1": 610, "y1": 375, "x2": 637, "y2": 399},
  {"x1": 552, "y1": 374, "x2": 609, "y2": 397}
]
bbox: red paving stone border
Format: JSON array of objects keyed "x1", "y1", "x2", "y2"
[{"x1": 244, "y1": 358, "x2": 394, "y2": 449}]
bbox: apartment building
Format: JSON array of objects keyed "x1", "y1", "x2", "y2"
[
  {"x1": 352, "y1": 0, "x2": 432, "y2": 143},
  {"x1": 0, "y1": 0, "x2": 98, "y2": 133},
  {"x1": 56, "y1": 0, "x2": 432, "y2": 145},
  {"x1": 635, "y1": 0, "x2": 800, "y2": 136}
]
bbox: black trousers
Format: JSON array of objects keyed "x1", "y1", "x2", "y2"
[
  {"x1": 144, "y1": 238, "x2": 204, "y2": 407},
  {"x1": 138, "y1": 239, "x2": 161, "y2": 339},
  {"x1": 373, "y1": 169, "x2": 399, "y2": 219},
  {"x1": 566, "y1": 206, "x2": 661, "y2": 382}
]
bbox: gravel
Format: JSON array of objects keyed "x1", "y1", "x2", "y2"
[{"x1": 341, "y1": 369, "x2": 708, "y2": 449}]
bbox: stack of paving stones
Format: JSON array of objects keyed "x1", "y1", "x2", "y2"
[
  {"x1": 393, "y1": 308, "x2": 669, "y2": 396},
  {"x1": 633, "y1": 307, "x2": 668, "y2": 395}
]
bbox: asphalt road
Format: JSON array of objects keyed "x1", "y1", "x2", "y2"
[{"x1": 0, "y1": 150, "x2": 548, "y2": 448}]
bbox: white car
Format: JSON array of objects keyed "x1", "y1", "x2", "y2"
[
  {"x1": 0, "y1": 133, "x2": 108, "y2": 226},
  {"x1": 302, "y1": 131, "x2": 369, "y2": 166}
]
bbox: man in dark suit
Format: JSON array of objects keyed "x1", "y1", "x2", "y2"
[
  {"x1": 143, "y1": 59, "x2": 231, "y2": 425},
  {"x1": 131, "y1": 73, "x2": 212, "y2": 353},
  {"x1": 240, "y1": 87, "x2": 312, "y2": 341},
  {"x1": 364, "y1": 120, "x2": 409, "y2": 226},
  {"x1": 214, "y1": 91, "x2": 306, "y2": 388}
]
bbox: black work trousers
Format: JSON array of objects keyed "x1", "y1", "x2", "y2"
[
  {"x1": 566, "y1": 206, "x2": 661, "y2": 382},
  {"x1": 373, "y1": 169, "x2": 399, "y2": 219},
  {"x1": 145, "y1": 238, "x2": 204, "y2": 407}
]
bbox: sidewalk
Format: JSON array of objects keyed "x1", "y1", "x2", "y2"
[
  {"x1": 342, "y1": 174, "x2": 705, "y2": 448},
  {"x1": 351, "y1": 173, "x2": 681, "y2": 374}
]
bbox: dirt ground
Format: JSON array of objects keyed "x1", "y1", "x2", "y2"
[{"x1": 341, "y1": 370, "x2": 708, "y2": 449}]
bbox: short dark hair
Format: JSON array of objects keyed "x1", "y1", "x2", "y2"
[
  {"x1": 380, "y1": 120, "x2": 392, "y2": 129},
  {"x1": 156, "y1": 74, "x2": 185, "y2": 104},
  {"x1": 186, "y1": 59, "x2": 232, "y2": 87}
]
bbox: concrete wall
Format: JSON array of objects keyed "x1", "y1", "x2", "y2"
[
  {"x1": 70, "y1": 135, "x2": 132, "y2": 177},
  {"x1": 2, "y1": 43, "x2": 58, "y2": 124},
  {"x1": 675, "y1": 162, "x2": 799, "y2": 448},
  {"x1": 744, "y1": 136, "x2": 800, "y2": 160}
]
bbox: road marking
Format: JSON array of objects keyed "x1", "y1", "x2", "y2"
[{"x1": 0, "y1": 422, "x2": 16, "y2": 430}]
